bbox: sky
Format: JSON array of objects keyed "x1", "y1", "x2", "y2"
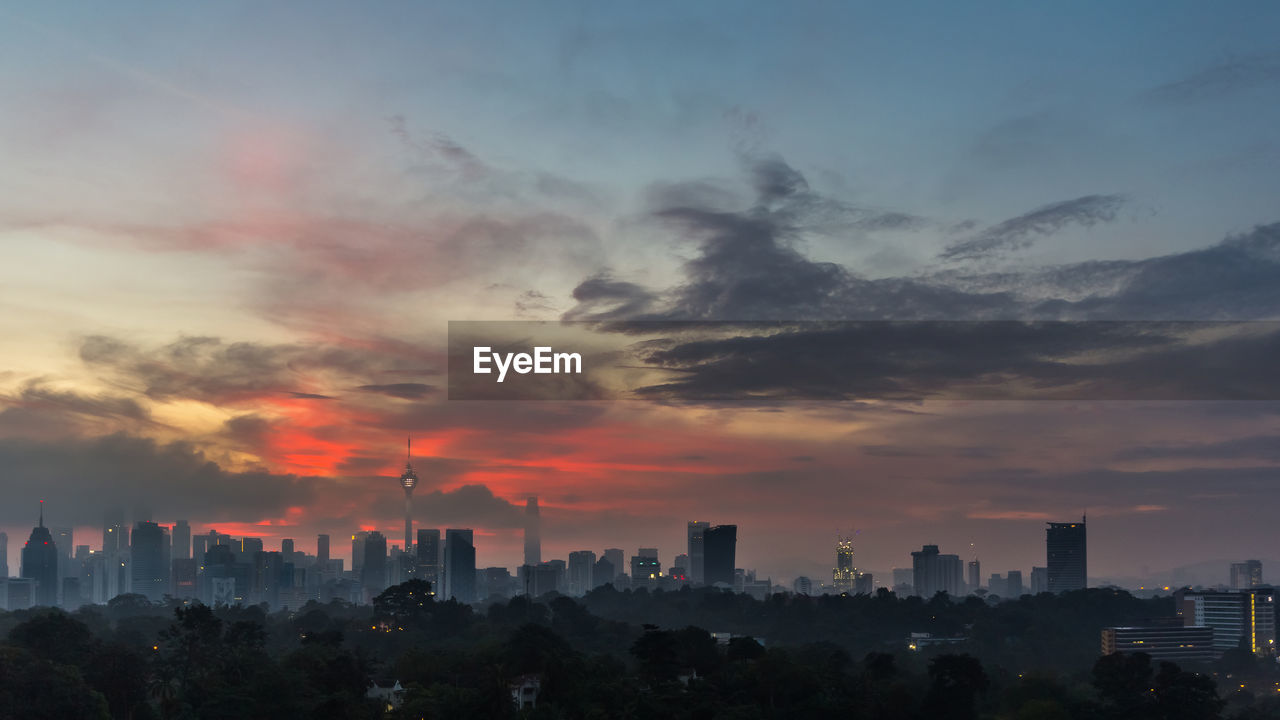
[{"x1": 2, "y1": 2, "x2": 1279, "y2": 588}]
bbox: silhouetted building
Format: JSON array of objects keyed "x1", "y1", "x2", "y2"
[
  {"x1": 592, "y1": 556, "x2": 615, "y2": 588},
  {"x1": 793, "y1": 576, "x2": 812, "y2": 594},
  {"x1": 911, "y1": 545, "x2": 962, "y2": 598},
  {"x1": 1030, "y1": 566, "x2": 1048, "y2": 594},
  {"x1": 172, "y1": 520, "x2": 191, "y2": 560},
  {"x1": 317, "y1": 534, "x2": 330, "y2": 566},
  {"x1": 1046, "y1": 517, "x2": 1087, "y2": 593},
  {"x1": 704, "y1": 525, "x2": 737, "y2": 588},
  {"x1": 172, "y1": 558, "x2": 198, "y2": 599},
  {"x1": 444, "y1": 529, "x2": 476, "y2": 603},
  {"x1": 20, "y1": 506, "x2": 59, "y2": 606},
  {"x1": 603, "y1": 549, "x2": 624, "y2": 578},
  {"x1": 567, "y1": 551, "x2": 595, "y2": 596},
  {"x1": 524, "y1": 497, "x2": 541, "y2": 567},
  {"x1": 130, "y1": 521, "x2": 171, "y2": 602},
  {"x1": 361, "y1": 531, "x2": 388, "y2": 598},
  {"x1": 1231, "y1": 560, "x2": 1264, "y2": 589},
  {"x1": 967, "y1": 560, "x2": 981, "y2": 593},
  {"x1": 399, "y1": 439, "x2": 419, "y2": 551},
  {"x1": 1006, "y1": 570, "x2": 1024, "y2": 597},
  {"x1": 352, "y1": 531, "x2": 369, "y2": 574},
  {"x1": 687, "y1": 521, "x2": 709, "y2": 585},
  {"x1": 631, "y1": 549, "x2": 661, "y2": 589},
  {"x1": 1102, "y1": 625, "x2": 1216, "y2": 664},
  {"x1": 102, "y1": 509, "x2": 125, "y2": 554},
  {"x1": 0, "y1": 532, "x2": 7, "y2": 577},
  {"x1": 415, "y1": 529, "x2": 441, "y2": 590}
]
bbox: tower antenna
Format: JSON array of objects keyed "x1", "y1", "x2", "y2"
[{"x1": 39, "y1": 499, "x2": 44, "y2": 527}]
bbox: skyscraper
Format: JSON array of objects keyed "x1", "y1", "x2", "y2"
[
  {"x1": 130, "y1": 521, "x2": 171, "y2": 602},
  {"x1": 967, "y1": 560, "x2": 981, "y2": 593},
  {"x1": 567, "y1": 551, "x2": 595, "y2": 596},
  {"x1": 703, "y1": 525, "x2": 737, "y2": 587},
  {"x1": 911, "y1": 545, "x2": 963, "y2": 598},
  {"x1": 0, "y1": 532, "x2": 8, "y2": 577},
  {"x1": 361, "y1": 531, "x2": 388, "y2": 598},
  {"x1": 102, "y1": 509, "x2": 125, "y2": 554},
  {"x1": 415, "y1": 528, "x2": 441, "y2": 591},
  {"x1": 1046, "y1": 517, "x2": 1087, "y2": 593},
  {"x1": 172, "y1": 520, "x2": 191, "y2": 560},
  {"x1": 1231, "y1": 560, "x2": 1263, "y2": 589},
  {"x1": 833, "y1": 537, "x2": 855, "y2": 593},
  {"x1": 603, "y1": 548, "x2": 624, "y2": 576},
  {"x1": 352, "y1": 531, "x2": 368, "y2": 573},
  {"x1": 687, "y1": 521, "x2": 709, "y2": 585},
  {"x1": 524, "y1": 496, "x2": 541, "y2": 567},
  {"x1": 399, "y1": 438, "x2": 419, "y2": 552},
  {"x1": 20, "y1": 504, "x2": 58, "y2": 606},
  {"x1": 316, "y1": 534, "x2": 330, "y2": 566},
  {"x1": 444, "y1": 529, "x2": 476, "y2": 603}
]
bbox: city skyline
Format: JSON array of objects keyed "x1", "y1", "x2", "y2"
[{"x1": 3, "y1": 2, "x2": 1280, "y2": 588}]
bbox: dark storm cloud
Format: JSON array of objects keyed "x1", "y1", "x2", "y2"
[
  {"x1": 80, "y1": 335, "x2": 436, "y2": 404},
  {"x1": 0, "y1": 433, "x2": 315, "y2": 526},
  {"x1": 1146, "y1": 54, "x2": 1280, "y2": 104},
  {"x1": 563, "y1": 271, "x2": 659, "y2": 320},
  {"x1": 2, "y1": 381, "x2": 151, "y2": 423},
  {"x1": 629, "y1": 321, "x2": 1280, "y2": 403},
  {"x1": 356, "y1": 383, "x2": 436, "y2": 400},
  {"x1": 415, "y1": 484, "x2": 522, "y2": 528},
  {"x1": 940, "y1": 194, "x2": 1127, "y2": 261}
]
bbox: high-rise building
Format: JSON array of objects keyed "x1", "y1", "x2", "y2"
[
  {"x1": 793, "y1": 576, "x2": 813, "y2": 595},
  {"x1": 52, "y1": 527, "x2": 73, "y2": 581},
  {"x1": 20, "y1": 504, "x2": 59, "y2": 606},
  {"x1": 1006, "y1": 570, "x2": 1024, "y2": 597},
  {"x1": 1231, "y1": 560, "x2": 1264, "y2": 589},
  {"x1": 567, "y1": 551, "x2": 595, "y2": 596},
  {"x1": 399, "y1": 438, "x2": 419, "y2": 552},
  {"x1": 415, "y1": 529, "x2": 441, "y2": 590},
  {"x1": 361, "y1": 531, "x2": 388, "y2": 598},
  {"x1": 687, "y1": 521, "x2": 709, "y2": 585},
  {"x1": 911, "y1": 545, "x2": 963, "y2": 598},
  {"x1": 102, "y1": 509, "x2": 125, "y2": 554},
  {"x1": 593, "y1": 556, "x2": 615, "y2": 589},
  {"x1": 130, "y1": 521, "x2": 171, "y2": 602},
  {"x1": 172, "y1": 558, "x2": 198, "y2": 599},
  {"x1": 172, "y1": 520, "x2": 191, "y2": 560},
  {"x1": 1178, "y1": 589, "x2": 1277, "y2": 654},
  {"x1": 630, "y1": 552, "x2": 661, "y2": 588},
  {"x1": 603, "y1": 548, "x2": 624, "y2": 579},
  {"x1": 704, "y1": 525, "x2": 737, "y2": 588},
  {"x1": 1030, "y1": 566, "x2": 1048, "y2": 594},
  {"x1": 673, "y1": 553, "x2": 689, "y2": 575},
  {"x1": 351, "y1": 531, "x2": 369, "y2": 573},
  {"x1": 444, "y1": 529, "x2": 476, "y2": 603},
  {"x1": 1046, "y1": 517, "x2": 1087, "y2": 593},
  {"x1": 524, "y1": 497, "x2": 541, "y2": 567},
  {"x1": 833, "y1": 537, "x2": 855, "y2": 593},
  {"x1": 0, "y1": 532, "x2": 8, "y2": 577},
  {"x1": 316, "y1": 534, "x2": 330, "y2": 566},
  {"x1": 967, "y1": 560, "x2": 981, "y2": 593}
]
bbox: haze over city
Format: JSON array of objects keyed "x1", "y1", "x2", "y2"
[{"x1": 3, "y1": 1, "x2": 1280, "y2": 589}]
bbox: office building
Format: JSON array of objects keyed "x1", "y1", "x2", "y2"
[
  {"x1": 103, "y1": 509, "x2": 125, "y2": 554},
  {"x1": 172, "y1": 520, "x2": 191, "y2": 560},
  {"x1": 20, "y1": 505, "x2": 59, "y2": 606},
  {"x1": 415, "y1": 529, "x2": 441, "y2": 590},
  {"x1": 1178, "y1": 589, "x2": 1277, "y2": 655},
  {"x1": 1006, "y1": 570, "x2": 1024, "y2": 597},
  {"x1": 0, "y1": 532, "x2": 7, "y2": 577},
  {"x1": 704, "y1": 525, "x2": 737, "y2": 588},
  {"x1": 1231, "y1": 560, "x2": 1263, "y2": 589},
  {"x1": 524, "y1": 497, "x2": 541, "y2": 567},
  {"x1": 444, "y1": 529, "x2": 476, "y2": 603},
  {"x1": 967, "y1": 560, "x2": 981, "y2": 593},
  {"x1": 172, "y1": 558, "x2": 198, "y2": 599},
  {"x1": 911, "y1": 545, "x2": 963, "y2": 598},
  {"x1": 130, "y1": 521, "x2": 171, "y2": 602},
  {"x1": 567, "y1": 551, "x2": 595, "y2": 596},
  {"x1": 631, "y1": 548, "x2": 661, "y2": 588},
  {"x1": 1102, "y1": 625, "x2": 1217, "y2": 664},
  {"x1": 833, "y1": 537, "x2": 855, "y2": 593},
  {"x1": 1046, "y1": 517, "x2": 1087, "y2": 593},
  {"x1": 793, "y1": 576, "x2": 813, "y2": 595},
  {"x1": 688, "y1": 521, "x2": 709, "y2": 585},
  {"x1": 593, "y1": 556, "x2": 615, "y2": 589},
  {"x1": 317, "y1": 534, "x2": 330, "y2": 566},
  {"x1": 361, "y1": 531, "x2": 388, "y2": 598},
  {"x1": 603, "y1": 549, "x2": 624, "y2": 578},
  {"x1": 351, "y1": 531, "x2": 368, "y2": 574},
  {"x1": 1030, "y1": 567, "x2": 1048, "y2": 594}
]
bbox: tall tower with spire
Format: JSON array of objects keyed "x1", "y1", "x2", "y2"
[
  {"x1": 21, "y1": 500, "x2": 59, "y2": 606},
  {"x1": 399, "y1": 437, "x2": 419, "y2": 552}
]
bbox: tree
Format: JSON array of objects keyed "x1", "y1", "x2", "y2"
[{"x1": 922, "y1": 654, "x2": 990, "y2": 720}]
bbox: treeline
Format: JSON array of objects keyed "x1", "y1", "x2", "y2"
[{"x1": 0, "y1": 582, "x2": 1277, "y2": 719}]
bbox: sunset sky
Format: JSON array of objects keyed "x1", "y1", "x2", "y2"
[{"x1": 3, "y1": 2, "x2": 1280, "y2": 587}]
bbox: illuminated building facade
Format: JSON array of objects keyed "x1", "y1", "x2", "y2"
[
  {"x1": 1178, "y1": 589, "x2": 1277, "y2": 655},
  {"x1": 833, "y1": 538, "x2": 855, "y2": 593}
]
